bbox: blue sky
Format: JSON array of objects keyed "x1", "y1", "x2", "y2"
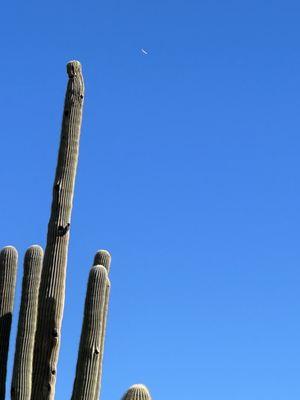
[{"x1": 1, "y1": 0, "x2": 300, "y2": 399}]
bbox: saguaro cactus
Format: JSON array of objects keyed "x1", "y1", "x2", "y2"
[
  {"x1": 122, "y1": 384, "x2": 152, "y2": 400},
  {"x1": 11, "y1": 245, "x2": 43, "y2": 400},
  {"x1": 0, "y1": 246, "x2": 18, "y2": 400},
  {"x1": 31, "y1": 60, "x2": 85, "y2": 399},
  {"x1": 71, "y1": 263, "x2": 108, "y2": 400},
  {"x1": 93, "y1": 250, "x2": 111, "y2": 400},
  {"x1": 0, "y1": 61, "x2": 154, "y2": 400}
]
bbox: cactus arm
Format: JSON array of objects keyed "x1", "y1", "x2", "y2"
[
  {"x1": 31, "y1": 60, "x2": 84, "y2": 400},
  {"x1": 92, "y1": 250, "x2": 111, "y2": 400},
  {"x1": 0, "y1": 246, "x2": 18, "y2": 400},
  {"x1": 11, "y1": 245, "x2": 43, "y2": 400},
  {"x1": 121, "y1": 384, "x2": 152, "y2": 400},
  {"x1": 71, "y1": 265, "x2": 108, "y2": 400}
]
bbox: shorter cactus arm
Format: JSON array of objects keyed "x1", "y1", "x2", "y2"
[
  {"x1": 71, "y1": 264, "x2": 108, "y2": 400},
  {"x1": 121, "y1": 384, "x2": 152, "y2": 400},
  {"x1": 0, "y1": 246, "x2": 18, "y2": 399},
  {"x1": 11, "y1": 245, "x2": 43, "y2": 400},
  {"x1": 93, "y1": 250, "x2": 111, "y2": 400}
]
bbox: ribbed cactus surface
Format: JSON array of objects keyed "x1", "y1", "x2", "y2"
[
  {"x1": 93, "y1": 250, "x2": 111, "y2": 400},
  {"x1": 71, "y1": 264, "x2": 108, "y2": 400},
  {"x1": 0, "y1": 246, "x2": 18, "y2": 400},
  {"x1": 31, "y1": 60, "x2": 85, "y2": 400},
  {"x1": 11, "y1": 245, "x2": 43, "y2": 400},
  {"x1": 122, "y1": 384, "x2": 152, "y2": 400}
]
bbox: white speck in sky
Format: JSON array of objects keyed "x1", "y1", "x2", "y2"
[{"x1": 141, "y1": 48, "x2": 148, "y2": 55}]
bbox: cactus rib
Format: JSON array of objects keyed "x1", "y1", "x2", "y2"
[{"x1": 31, "y1": 60, "x2": 84, "y2": 400}]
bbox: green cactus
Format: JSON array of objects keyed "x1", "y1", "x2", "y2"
[
  {"x1": 0, "y1": 246, "x2": 18, "y2": 400},
  {"x1": 11, "y1": 245, "x2": 43, "y2": 400},
  {"x1": 122, "y1": 384, "x2": 152, "y2": 400},
  {"x1": 93, "y1": 250, "x2": 111, "y2": 400},
  {"x1": 31, "y1": 60, "x2": 85, "y2": 400},
  {"x1": 0, "y1": 61, "x2": 153, "y2": 400},
  {"x1": 71, "y1": 263, "x2": 109, "y2": 400}
]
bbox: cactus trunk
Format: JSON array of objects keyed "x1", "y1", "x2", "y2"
[
  {"x1": 31, "y1": 61, "x2": 84, "y2": 400},
  {"x1": 71, "y1": 264, "x2": 108, "y2": 400},
  {"x1": 0, "y1": 246, "x2": 18, "y2": 400},
  {"x1": 11, "y1": 245, "x2": 43, "y2": 400}
]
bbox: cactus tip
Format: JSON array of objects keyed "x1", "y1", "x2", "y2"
[
  {"x1": 93, "y1": 250, "x2": 111, "y2": 273},
  {"x1": 67, "y1": 60, "x2": 82, "y2": 77},
  {"x1": 0, "y1": 246, "x2": 18, "y2": 256},
  {"x1": 26, "y1": 245, "x2": 44, "y2": 258},
  {"x1": 91, "y1": 264, "x2": 108, "y2": 277},
  {"x1": 122, "y1": 384, "x2": 152, "y2": 400}
]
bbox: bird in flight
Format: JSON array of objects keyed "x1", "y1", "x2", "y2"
[{"x1": 141, "y1": 48, "x2": 148, "y2": 55}]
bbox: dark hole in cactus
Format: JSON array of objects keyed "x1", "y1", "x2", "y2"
[
  {"x1": 52, "y1": 328, "x2": 58, "y2": 338},
  {"x1": 95, "y1": 348, "x2": 100, "y2": 355},
  {"x1": 57, "y1": 223, "x2": 70, "y2": 237},
  {"x1": 51, "y1": 369, "x2": 56, "y2": 375}
]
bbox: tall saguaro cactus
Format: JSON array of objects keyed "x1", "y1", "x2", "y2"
[
  {"x1": 31, "y1": 60, "x2": 85, "y2": 399},
  {"x1": 0, "y1": 246, "x2": 18, "y2": 400},
  {"x1": 11, "y1": 245, "x2": 43, "y2": 400}
]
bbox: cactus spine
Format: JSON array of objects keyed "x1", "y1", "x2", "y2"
[
  {"x1": 122, "y1": 384, "x2": 152, "y2": 400},
  {"x1": 71, "y1": 264, "x2": 108, "y2": 400},
  {"x1": 11, "y1": 245, "x2": 43, "y2": 400},
  {"x1": 0, "y1": 246, "x2": 18, "y2": 400},
  {"x1": 31, "y1": 60, "x2": 84, "y2": 400}
]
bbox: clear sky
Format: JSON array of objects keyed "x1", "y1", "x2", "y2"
[{"x1": 1, "y1": 1, "x2": 300, "y2": 399}]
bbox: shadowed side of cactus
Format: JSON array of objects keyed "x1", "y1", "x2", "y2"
[
  {"x1": 31, "y1": 61, "x2": 85, "y2": 400},
  {"x1": 71, "y1": 264, "x2": 108, "y2": 400},
  {"x1": 92, "y1": 250, "x2": 111, "y2": 400},
  {"x1": 122, "y1": 384, "x2": 152, "y2": 400},
  {"x1": 0, "y1": 246, "x2": 18, "y2": 400},
  {"x1": 11, "y1": 245, "x2": 43, "y2": 400}
]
